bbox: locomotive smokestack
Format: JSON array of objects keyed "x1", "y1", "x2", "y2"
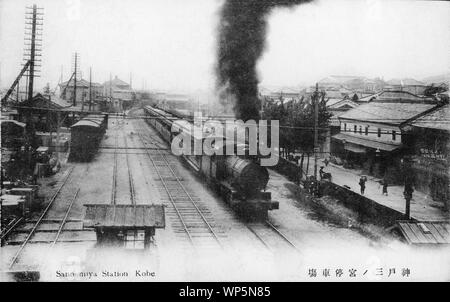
[{"x1": 216, "y1": 0, "x2": 313, "y2": 121}]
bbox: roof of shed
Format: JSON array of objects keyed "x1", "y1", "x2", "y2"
[
  {"x1": 397, "y1": 221, "x2": 450, "y2": 245},
  {"x1": 84, "y1": 204, "x2": 165, "y2": 228}
]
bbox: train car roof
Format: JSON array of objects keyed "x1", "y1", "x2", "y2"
[
  {"x1": 71, "y1": 120, "x2": 102, "y2": 128},
  {"x1": 145, "y1": 106, "x2": 179, "y2": 121},
  {"x1": 85, "y1": 114, "x2": 107, "y2": 118},
  {"x1": 0, "y1": 119, "x2": 26, "y2": 128}
]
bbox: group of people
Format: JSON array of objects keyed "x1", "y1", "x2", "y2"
[
  {"x1": 358, "y1": 176, "x2": 389, "y2": 196},
  {"x1": 300, "y1": 157, "x2": 398, "y2": 198}
]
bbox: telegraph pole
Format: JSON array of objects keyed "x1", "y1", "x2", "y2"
[
  {"x1": 313, "y1": 82, "x2": 319, "y2": 182},
  {"x1": 72, "y1": 52, "x2": 79, "y2": 107},
  {"x1": 109, "y1": 73, "x2": 112, "y2": 111},
  {"x1": 16, "y1": 81, "x2": 20, "y2": 102},
  {"x1": 25, "y1": 4, "x2": 43, "y2": 101},
  {"x1": 24, "y1": 4, "x2": 43, "y2": 145},
  {"x1": 89, "y1": 67, "x2": 92, "y2": 111}
]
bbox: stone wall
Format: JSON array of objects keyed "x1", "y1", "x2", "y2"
[
  {"x1": 272, "y1": 157, "x2": 408, "y2": 227},
  {"x1": 321, "y1": 181, "x2": 408, "y2": 227}
]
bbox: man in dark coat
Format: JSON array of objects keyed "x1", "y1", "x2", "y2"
[
  {"x1": 382, "y1": 178, "x2": 388, "y2": 196},
  {"x1": 359, "y1": 176, "x2": 367, "y2": 195}
]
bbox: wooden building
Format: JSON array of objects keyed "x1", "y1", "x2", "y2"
[
  {"x1": 406, "y1": 104, "x2": 450, "y2": 210},
  {"x1": 332, "y1": 91, "x2": 439, "y2": 180}
]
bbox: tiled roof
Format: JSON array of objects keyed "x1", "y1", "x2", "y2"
[
  {"x1": 411, "y1": 104, "x2": 450, "y2": 131},
  {"x1": 59, "y1": 78, "x2": 102, "y2": 88},
  {"x1": 327, "y1": 99, "x2": 359, "y2": 109},
  {"x1": 50, "y1": 97, "x2": 73, "y2": 108},
  {"x1": 20, "y1": 93, "x2": 72, "y2": 109},
  {"x1": 376, "y1": 90, "x2": 434, "y2": 102},
  {"x1": 103, "y1": 76, "x2": 130, "y2": 87},
  {"x1": 358, "y1": 92, "x2": 381, "y2": 102},
  {"x1": 326, "y1": 98, "x2": 343, "y2": 107},
  {"x1": 339, "y1": 101, "x2": 437, "y2": 125}
]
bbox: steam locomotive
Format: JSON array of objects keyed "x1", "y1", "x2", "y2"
[{"x1": 143, "y1": 105, "x2": 278, "y2": 218}]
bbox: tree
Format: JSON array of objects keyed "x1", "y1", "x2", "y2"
[{"x1": 261, "y1": 91, "x2": 331, "y2": 156}]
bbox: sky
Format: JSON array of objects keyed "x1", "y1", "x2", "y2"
[{"x1": 0, "y1": 0, "x2": 449, "y2": 93}]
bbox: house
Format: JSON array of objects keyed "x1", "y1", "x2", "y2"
[
  {"x1": 405, "y1": 104, "x2": 450, "y2": 209},
  {"x1": 327, "y1": 98, "x2": 360, "y2": 128},
  {"x1": 331, "y1": 91, "x2": 440, "y2": 181},
  {"x1": 59, "y1": 78, "x2": 103, "y2": 107},
  {"x1": 102, "y1": 76, "x2": 134, "y2": 112},
  {"x1": 385, "y1": 78, "x2": 428, "y2": 96},
  {"x1": 318, "y1": 75, "x2": 364, "y2": 89},
  {"x1": 17, "y1": 93, "x2": 72, "y2": 132}
]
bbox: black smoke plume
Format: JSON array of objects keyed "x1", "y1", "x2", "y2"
[{"x1": 216, "y1": 0, "x2": 313, "y2": 121}]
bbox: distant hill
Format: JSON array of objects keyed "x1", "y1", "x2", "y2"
[{"x1": 422, "y1": 73, "x2": 450, "y2": 85}]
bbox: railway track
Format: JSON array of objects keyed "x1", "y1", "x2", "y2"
[
  {"x1": 133, "y1": 110, "x2": 298, "y2": 254},
  {"x1": 7, "y1": 166, "x2": 83, "y2": 269},
  {"x1": 0, "y1": 218, "x2": 24, "y2": 244},
  {"x1": 123, "y1": 133, "x2": 136, "y2": 205},
  {"x1": 134, "y1": 119, "x2": 224, "y2": 250},
  {"x1": 50, "y1": 189, "x2": 80, "y2": 247},
  {"x1": 111, "y1": 120, "x2": 119, "y2": 205},
  {"x1": 110, "y1": 117, "x2": 137, "y2": 205},
  {"x1": 246, "y1": 220, "x2": 299, "y2": 253}
]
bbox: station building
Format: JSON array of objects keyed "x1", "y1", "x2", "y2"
[{"x1": 331, "y1": 91, "x2": 441, "y2": 182}]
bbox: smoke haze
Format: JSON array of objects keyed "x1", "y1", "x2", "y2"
[{"x1": 216, "y1": 0, "x2": 313, "y2": 120}]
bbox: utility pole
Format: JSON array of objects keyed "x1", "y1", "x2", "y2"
[
  {"x1": 16, "y1": 81, "x2": 20, "y2": 102},
  {"x1": 89, "y1": 67, "x2": 92, "y2": 111},
  {"x1": 72, "y1": 52, "x2": 79, "y2": 107},
  {"x1": 313, "y1": 82, "x2": 319, "y2": 182},
  {"x1": 25, "y1": 4, "x2": 43, "y2": 102},
  {"x1": 109, "y1": 73, "x2": 112, "y2": 111},
  {"x1": 56, "y1": 111, "x2": 60, "y2": 160},
  {"x1": 23, "y1": 4, "x2": 43, "y2": 146}
]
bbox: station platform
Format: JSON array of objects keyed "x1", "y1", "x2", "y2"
[{"x1": 301, "y1": 158, "x2": 449, "y2": 222}]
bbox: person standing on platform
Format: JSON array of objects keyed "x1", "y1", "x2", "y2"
[
  {"x1": 381, "y1": 178, "x2": 388, "y2": 196},
  {"x1": 359, "y1": 176, "x2": 367, "y2": 195}
]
